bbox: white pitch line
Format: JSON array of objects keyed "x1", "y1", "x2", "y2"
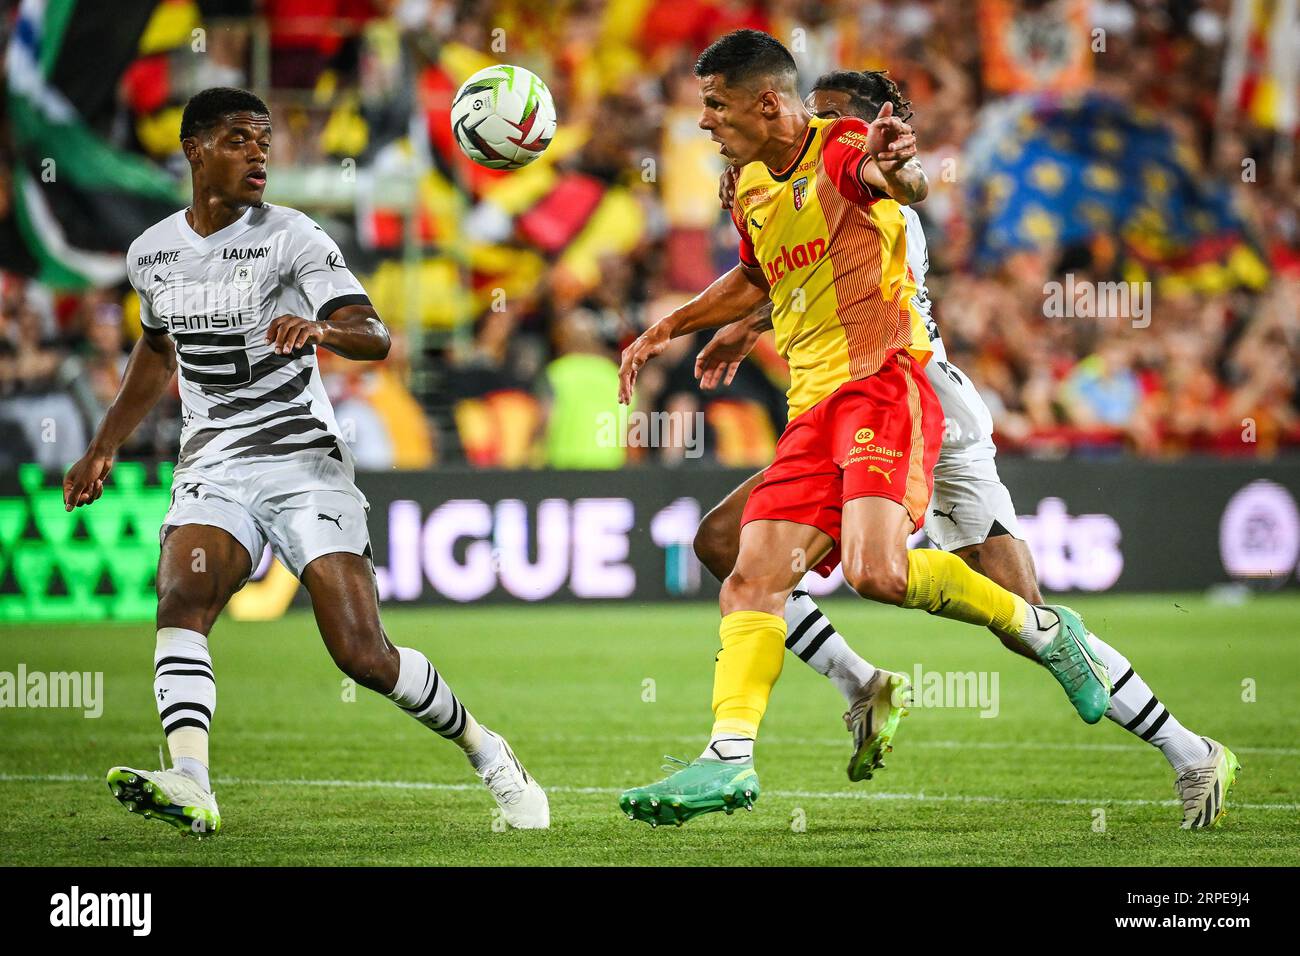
[
  {"x1": 3, "y1": 772, "x2": 1296, "y2": 812},
  {"x1": 542, "y1": 734, "x2": 1300, "y2": 757},
  {"x1": 906, "y1": 739, "x2": 1299, "y2": 757}
]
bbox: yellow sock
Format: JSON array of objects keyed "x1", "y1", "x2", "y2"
[
  {"x1": 710, "y1": 611, "x2": 786, "y2": 739},
  {"x1": 903, "y1": 549, "x2": 1028, "y2": 636}
]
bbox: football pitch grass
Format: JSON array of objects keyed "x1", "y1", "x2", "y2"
[{"x1": 2, "y1": 594, "x2": 1297, "y2": 867}]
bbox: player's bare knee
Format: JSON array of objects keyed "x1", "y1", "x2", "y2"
[
  {"x1": 843, "y1": 554, "x2": 908, "y2": 605},
  {"x1": 719, "y1": 569, "x2": 788, "y2": 617},
  {"x1": 717, "y1": 572, "x2": 750, "y2": 614}
]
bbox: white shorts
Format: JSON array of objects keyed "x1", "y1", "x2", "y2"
[
  {"x1": 161, "y1": 453, "x2": 371, "y2": 579},
  {"x1": 923, "y1": 456, "x2": 1023, "y2": 553}
]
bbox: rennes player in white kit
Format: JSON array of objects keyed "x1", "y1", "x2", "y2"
[{"x1": 63, "y1": 88, "x2": 548, "y2": 835}]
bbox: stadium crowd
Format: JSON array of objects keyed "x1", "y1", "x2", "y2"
[{"x1": 1, "y1": 0, "x2": 1298, "y2": 471}]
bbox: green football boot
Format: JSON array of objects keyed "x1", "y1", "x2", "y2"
[
  {"x1": 106, "y1": 766, "x2": 221, "y2": 837},
  {"x1": 844, "y1": 669, "x2": 912, "y2": 782},
  {"x1": 619, "y1": 757, "x2": 759, "y2": 827},
  {"x1": 1176, "y1": 737, "x2": 1241, "y2": 830},
  {"x1": 1036, "y1": 605, "x2": 1111, "y2": 724}
]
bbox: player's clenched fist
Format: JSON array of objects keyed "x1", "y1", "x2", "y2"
[
  {"x1": 266, "y1": 314, "x2": 326, "y2": 355},
  {"x1": 865, "y1": 101, "x2": 916, "y2": 172},
  {"x1": 62, "y1": 451, "x2": 113, "y2": 512},
  {"x1": 617, "y1": 323, "x2": 670, "y2": 405}
]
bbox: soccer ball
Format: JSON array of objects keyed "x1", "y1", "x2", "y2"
[{"x1": 451, "y1": 65, "x2": 557, "y2": 170}]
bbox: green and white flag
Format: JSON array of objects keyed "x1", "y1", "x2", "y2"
[{"x1": 3, "y1": 0, "x2": 183, "y2": 288}]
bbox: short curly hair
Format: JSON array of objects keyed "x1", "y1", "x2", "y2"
[{"x1": 180, "y1": 87, "x2": 270, "y2": 141}]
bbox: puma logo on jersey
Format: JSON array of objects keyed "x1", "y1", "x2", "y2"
[
  {"x1": 933, "y1": 504, "x2": 958, "y2": 524},
  {"x1": 867, "y1": 464, "x2": 895, "y2": 483},
  {"x1": 749, "y1": 217, "x2": 764, "y2": 231},
  {"x1": 317, "y1": 512, "x2": 343, "y2": 529}
]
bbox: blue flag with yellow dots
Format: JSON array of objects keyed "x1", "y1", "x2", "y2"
[{"x1": 965, "y1": 93, "x2": 1266, "y2": 290}]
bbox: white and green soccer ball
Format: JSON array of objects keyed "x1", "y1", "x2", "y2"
[{"x1": 451, "y1": 64, "x2": 557, "y2": 170}]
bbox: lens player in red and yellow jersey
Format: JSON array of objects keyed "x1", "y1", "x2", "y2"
[
  {"x1": 727, "y1": 109, "x2": 940, "y2": 548},
  {"x1": 614, "y1": 30, "x2": 1111, "y2": 828}
]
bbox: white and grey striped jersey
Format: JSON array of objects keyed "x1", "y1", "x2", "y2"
[{"x1": 126, "y1": 203, "x2": 370, "y2": 474}]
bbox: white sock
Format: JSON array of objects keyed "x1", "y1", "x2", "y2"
[
  {"x1": 1085, "y1": 634, "x2": 1209, "y2": 772},
  {"x1": 700, "y1": 734, "x2": 754, "y2": 763},
  {"x1": 388, "y1": 647, "x2": 490, "y2": 763},
  {"x1": 1016, "y1": 604, "x2": 1059, "y2": 655},
  {"x1": 784, "y1": 591, "x2": 877, "y2": 703},
  {"x1": 468, "y1": 728, "x2": 502, "y2": 772},
  {"x1": 154, "y1": 627, "x2": 215, "y2": 792},
  {"x1": 174, "y1": 756, "x2": 210, "y2": 792}
]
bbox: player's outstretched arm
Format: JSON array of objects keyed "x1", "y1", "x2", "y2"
[
  {"x1": 267, "y1": 304, "x2": 390, "y2": 361},
  {"x1": 862, "y1": 157, "x2": 928, "y2": 205},
  {"x1": 617, "y1": 264, "x2": 768, "y2": 404},
  {"x1": 63, "y1": 328, "x2": 177, "y2": 511}
]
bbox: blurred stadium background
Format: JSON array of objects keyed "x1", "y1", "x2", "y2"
[{"x1": 2, "y1": 0, "x2": 1299, "y2": 621}]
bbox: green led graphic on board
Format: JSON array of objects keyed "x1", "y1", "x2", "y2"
[{"x1": 0, "y1": 462, "x2": 172, "y2": 623}]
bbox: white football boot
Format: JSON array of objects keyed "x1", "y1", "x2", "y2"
[
  {"x1": 844, "y1": 669, "x2": 912, "y2": 782},
  {"x1": 106, "y1": 766, "x2": 221, "y2": 837},
  {"x1": 1175, "y1": 737, "x2": 1240, "y2": 830},
  {"x1": 476, "y1": 730, "x2": 549, "y2": 829}
]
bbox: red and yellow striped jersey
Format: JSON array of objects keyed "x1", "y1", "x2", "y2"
[{"x1": 732, "y1": 115, "x2": 931, "y2": 419}]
